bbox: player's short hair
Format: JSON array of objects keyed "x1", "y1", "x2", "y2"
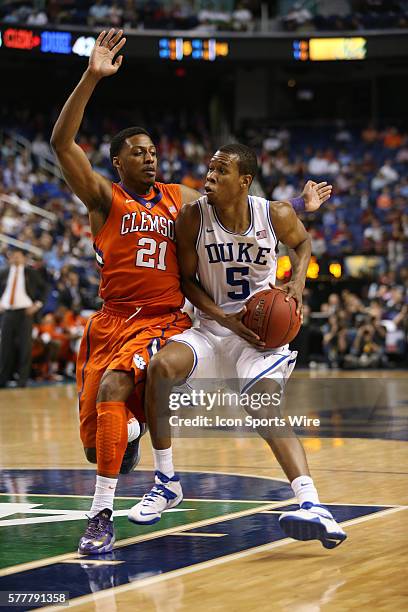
[
  {"x1": 218, "y1": 143, "x2": 258, "y2": 180},
  {"x1": 110, "y1": 127, "x2": 153, "y2": 162}
]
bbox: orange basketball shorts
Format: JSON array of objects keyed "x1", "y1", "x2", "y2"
[{"x1": 77, "y1": 305, "x2": 191, "y2": 449}]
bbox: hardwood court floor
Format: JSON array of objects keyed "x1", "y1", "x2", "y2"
[{"x1": 0, "y1": 370, "x2": 407, "y2": 611}]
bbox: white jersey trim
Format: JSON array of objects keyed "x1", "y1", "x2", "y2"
[
  {"x1": 195, "y1": 200, "x2": 204, "y2": 250},
  {"x1": 266, "y1": 200, "x2": 277, "y2": 245}
]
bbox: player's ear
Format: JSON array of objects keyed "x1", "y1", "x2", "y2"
[
  {"x1": 112, "y1": 156, "x2": 120, "y2": 170},
  {"x1": 241, "y1": 174, "x2": 252, "y2": 189}
]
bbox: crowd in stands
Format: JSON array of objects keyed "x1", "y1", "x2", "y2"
[
  {"x1": 1, "y1": 0, "x2": 408, "y2": 32},
  {"x1": 0, "y1": 0, "x2": 258, "y2": 32},
  {"x1": 282, "y1": 0, "x2": 408, "y2": 32},
  {"x1": 302, "y1": 277, "x2": 408, "y2": 369},
  {"x1": 0, "y1": 112, "x2": 407, "y2": 381},
  {"x1": 243, "y1": 123, "x2": 408, "y2": 269}
]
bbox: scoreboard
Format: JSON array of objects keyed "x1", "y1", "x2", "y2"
[{"x1": 0, "y1": 26, "x2": 407, "y2": 62}]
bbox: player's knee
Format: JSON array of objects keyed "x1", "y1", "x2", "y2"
[
  {"x1": 84, "y1": 447, "x2": 97, "y2": 463},
  {"x1": 149, "y1": 351, "x2": 185, "y2": 384},
  {"x1": 97, "y1": 369, "x2": 134, "y2": 403}
]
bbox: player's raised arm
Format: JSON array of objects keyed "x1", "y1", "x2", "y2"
[
  {"x1": 270, "y1": 201, "x2": 311, "y2": 316},
  {"x1": 176, "y1": 202, "x2": 264, "y2": 347},
  {"x1": 50, "y1": 30, "x2": 126, "y2": 221}
]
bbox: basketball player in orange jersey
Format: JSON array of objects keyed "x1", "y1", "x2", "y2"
[
  {"x1": 51, "y1": 29, "x2": 332, "y2": 555},
  {"x1": 51, "y1": 29, "x2": 198, "y2": 555}
]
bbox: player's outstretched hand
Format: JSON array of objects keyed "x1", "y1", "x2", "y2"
[
  {"x1": 217, "y1": 307, "x2": 265, "y2": 348},
  {"x1": 302, "y1": 180, "x2": 332, "y2": 212},
  {"x1": 88, "y1": 29, "x2": 126, "y2": 79}
]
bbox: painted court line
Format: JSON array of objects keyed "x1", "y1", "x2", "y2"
[
  {"x1": 0, "y1": 499, "x2": 287, "y2": 578},
  {"x1": 61, "y1": 560, "x2": 124, "y2": 566},
  {"x1": 0, "y1": 493, "x2": 404, "y2": 508},
  {"x1": 0, "y1": 507, "x2": 194, "y2": 528},
  {"x1": 0, "y1": 492, "x2": 284, "y2": 504},
  {"x1": 42, "y1": 505, "x2": 407, "y2": 612},
  {"x1": 168, "y1": 532, "x2": 228, "y2": 538},
  {"x1": 0, "y1": 467, "x2": 290, "y2": 484}
]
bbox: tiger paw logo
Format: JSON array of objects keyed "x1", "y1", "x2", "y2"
[{"x1": 133, "y1": 354, "x2": 147, "y2": 370}]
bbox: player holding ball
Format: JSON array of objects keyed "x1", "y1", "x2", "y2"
[{"x1": 130, "y1": 144, "x2": 347, "y2": 550}]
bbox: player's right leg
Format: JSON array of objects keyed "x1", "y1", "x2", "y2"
[
  {"x1": 75, "y1": 312, "x2": 141, "y2": 555},
  {"x1": 78, "y1": 368, "x2": 135, "y2": 555},
  {"x1": 128, "y1": 329, "x2": 215, "y2": 525},
  {"x1": 80, "y1": 308, "x2": 191, "y2": 550},
  {"x1": 77, "y1": 314, "x2": 143, "y2": 472}
]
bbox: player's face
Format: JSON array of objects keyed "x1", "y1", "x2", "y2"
[
  {"x1": 204, "y1": 152, "x2": 242, "y2": 206},
  {"x1": 115, "y1": 134, "x2": 158, "y2": 190}
]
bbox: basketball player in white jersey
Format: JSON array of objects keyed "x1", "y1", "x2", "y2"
[{"x1": 129, "y1": 144, "x2": 346, "y2": 549}]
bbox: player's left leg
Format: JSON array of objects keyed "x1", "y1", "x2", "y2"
[
  {"x1": 237, "y1": 344, "x2": 347, "y2": 549},
  {"x1": 128, "y1": 326, "x2": 216, "y2": 525},
  {"x1": 127, "y1": 341, "x2": 193, "y2": 525}
]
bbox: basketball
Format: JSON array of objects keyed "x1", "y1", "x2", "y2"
[{"x1": 243, "y1": 287, "x2": 302, "y2": 349}]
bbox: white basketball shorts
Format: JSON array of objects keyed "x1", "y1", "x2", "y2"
[{"x1": 170, "y1": 324, "x2": 297, "y2": 394}]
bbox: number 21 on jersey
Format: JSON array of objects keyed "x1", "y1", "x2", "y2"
[{"x1": 135, "y1": 237, "x2": 167, "y2": 270}]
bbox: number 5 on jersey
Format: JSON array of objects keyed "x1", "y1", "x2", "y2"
[{"x1": 136, "y1": 237, "x2": 167, "y2": 270}]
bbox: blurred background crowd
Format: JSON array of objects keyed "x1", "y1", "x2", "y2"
[
  {"x1": 0, "y1": 108, "x2": 407, "y2": 384},
  {"x1": 2, "y1": 0, "x2": 408, "y2": 33}
]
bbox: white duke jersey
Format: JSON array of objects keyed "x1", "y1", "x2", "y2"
[{"x1": 195, "y1": 195, "x2": 278, "y2": 336}]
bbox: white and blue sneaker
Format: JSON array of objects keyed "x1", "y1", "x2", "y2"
[
  {"x1": 128, "y1": 471, "x2": 183, "y2": 525},
  {"x1": 279, "y1": 502, "x2": 347, "y2": 549}
]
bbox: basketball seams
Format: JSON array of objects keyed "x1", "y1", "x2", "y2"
[
  {"x1": 280, "y1": 293, "x2": 294, "y2": 345},
  {"x1": 264, "y1": 289, "x2": 278, "y2": 340},
  {"x1": 244, "y1": 288, "x2": 301, "y2": 348},
  {"x1": 275, "y1": 291, "x2": 292, "y2": 346}
]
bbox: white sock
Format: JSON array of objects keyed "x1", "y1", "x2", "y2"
[
  {"x1": 291, "y1": 475, "x2": 320, "y2": 507},
  {"x1": 153, "y1": 447, "x2": 175, "y2": 478},
  {"x1": 89, "y1": 475, "x2": 118, "y2": 519},
  {"x1": 127, "y1": 418, "x2": 140, "y2": 443}
]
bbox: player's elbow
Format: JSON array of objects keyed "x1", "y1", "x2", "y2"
[
  {"x1": 50, "y1": 128, "x2": 70, "y2": 153},
  {"x1": 50, "y1": 133, "x2": 63, "y2": 153}
]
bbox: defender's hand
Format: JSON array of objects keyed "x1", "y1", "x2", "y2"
[
  {"x1": 302, "y1": 180, "x2": 332, "y2": 212},
  {"x1": 88, "y1": 29, "x2": 126, "y2": 79},
  {"x1": 216, "y1": 307, "x2": 265, "y2": 348}
]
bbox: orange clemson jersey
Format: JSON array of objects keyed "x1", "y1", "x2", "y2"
[{"x1": 93, "y1": 181, "x2": 184, "y2": 310}]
